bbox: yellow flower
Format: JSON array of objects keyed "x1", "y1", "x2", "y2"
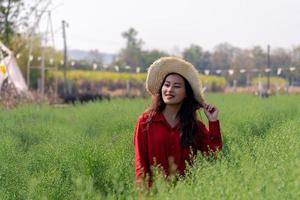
[{"x1": 0, "y1": 64, "x2": 7, "y2": 74}]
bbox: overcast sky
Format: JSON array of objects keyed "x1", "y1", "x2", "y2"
[{"x1": 48, "y1": 0, "x2": 300, "y2": 54}]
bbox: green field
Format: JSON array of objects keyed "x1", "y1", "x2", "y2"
[{"x1": 0, "y1": 94, "x2": 299, "y2": 199}]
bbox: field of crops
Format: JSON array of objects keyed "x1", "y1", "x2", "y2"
[
  {"x1": 48, "y1": 70, "x2": 227, "y2": 87},
  {"x1": 0, "y1": 94, "x2": 299, "y2": 199}
]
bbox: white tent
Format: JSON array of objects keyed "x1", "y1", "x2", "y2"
[{"x1": 0, "y1": 41, "x2": 30, "y2": 96}]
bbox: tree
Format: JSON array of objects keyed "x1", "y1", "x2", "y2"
[
  {"x1": 0, "y1": 0, "x2": 23, "y2": 45},
  {"x1": 113, "y1": 27, "x2": 144, "y2": 70},
  {"x1": 271, "y1": 48, "x2": 291, "y2": 69},
  {"x1": 251, "y1": 46, "x2": 266, "y2": 69},
  {"x1": 183, "y1": 44, "x2": 211, "y2": 72},
  {"x1": 86, "y1": 49, "x2": 103, "y2": 65},
  {"x1": 211, "y1": 43, "x2": 235, "y2": 72},
  {"x1": 141, "y1": 49, "x2": 168, "y2": 71},
  {"x1": 271, "y1": 48, "x2": 293, "y2": 83},
  {"x1": 122, "y1": 27, "x2": 143, "y2": 49},
  {"x1": 1, "y1": 0, "x2": 47, "y2": 51},
  {"x1": 291, "y1": 46, "x2": 300, "y2": 83},
  {"x1": 231, "y1": 48, "x2": 254, "y2": 86}
]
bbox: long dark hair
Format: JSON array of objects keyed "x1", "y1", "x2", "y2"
[{"x1": 146, "y1": 73, "x2": 202, "y2": 147}]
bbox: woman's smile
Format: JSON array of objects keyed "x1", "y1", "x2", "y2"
[{"x1": 165, "y1": 94, "x2": 175, "y2": 98}]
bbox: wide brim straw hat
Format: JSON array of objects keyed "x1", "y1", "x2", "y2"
[{"x1": 146, "y1": 56, "x2": 205, "y2": 106}]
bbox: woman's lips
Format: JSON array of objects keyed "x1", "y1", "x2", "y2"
[{"x1": 165, "y1": 94, "x2": 175, "y2": 99}]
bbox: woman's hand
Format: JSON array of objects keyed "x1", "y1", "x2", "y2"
[{"x1": 203, "y1": 103, "x2": 219, "y2": 122}]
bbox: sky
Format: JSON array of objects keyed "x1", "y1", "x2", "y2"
[{"x1": 45, "y1": 0, "x2": 300, "y2": 54}]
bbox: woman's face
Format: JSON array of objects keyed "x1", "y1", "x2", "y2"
[{"x1": 161, "y1": 74, "x2": 186, "y2": 105}]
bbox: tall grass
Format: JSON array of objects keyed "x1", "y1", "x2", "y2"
[{"x1": 0, "y1": 94, "x2": 299, "y2": 199}]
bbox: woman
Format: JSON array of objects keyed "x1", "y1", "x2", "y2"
[{"x1": 134, "y1": 57, "x2": 222, "y2": 187}]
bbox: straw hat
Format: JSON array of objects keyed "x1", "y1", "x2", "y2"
[{"x1": 146, "y1": 56, "x2": 205, "y2": 105}]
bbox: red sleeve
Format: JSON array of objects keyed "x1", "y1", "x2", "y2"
[
  {"x1": 134, "y1": 114, "x2": 150, "y2": 185},
  {"x1": 196, "y1": 120, "x2": 222, "y2": 153}
]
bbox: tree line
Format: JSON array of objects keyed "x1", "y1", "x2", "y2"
[
  {"x1": 113, "y1": 27, "x2": 300, "y2": 86},
  {"x1": 1, "y1": 0, "x2": 300, "y2": 88}
]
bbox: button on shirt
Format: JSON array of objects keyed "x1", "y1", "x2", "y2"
[{"x1": 134, "y1": 112, "x2": 222, "y2": 185}]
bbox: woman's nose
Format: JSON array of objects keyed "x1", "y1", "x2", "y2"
[{"x1": 167, "y1": 85, "x2": 174, "y2": 92}]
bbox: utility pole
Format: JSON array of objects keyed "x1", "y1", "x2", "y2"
[
  {"x1": 40, "y1": 11, "x2": 51, "y2": 95},
  {"x1": 27, "y1": 33, "x2": 33, "y2": 88},
  {"x1": 41, "y1": 43, "x2": 45, "y2": 94},
  {"x1": 267, "y1": 45, "x2": 271, "y2": 93},
  {"x1": 62, "y1": 20, "x2": 68, "y2": 96}
]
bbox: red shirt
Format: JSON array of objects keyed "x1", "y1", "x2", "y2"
[{"x1": 134, "y1": 112, "x2": 222, "y2": 185}]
